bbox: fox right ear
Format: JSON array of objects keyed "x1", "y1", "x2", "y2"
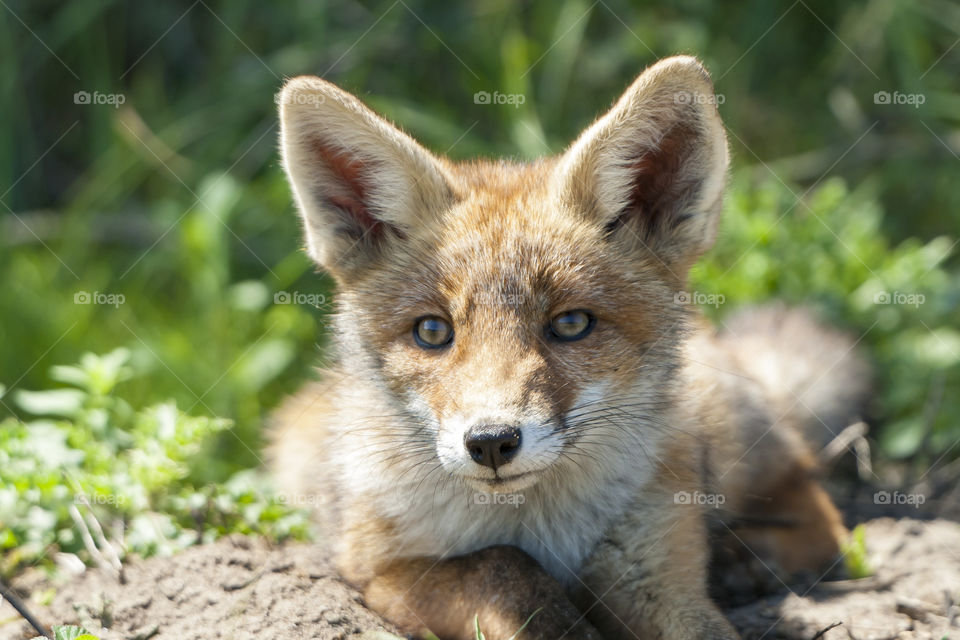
[
  {"x1": 555, "y1": 56, "x2": 729, "y2": 275},
  {"x1": 278, "y1": 77, "x2": 454, "y2": 278}
]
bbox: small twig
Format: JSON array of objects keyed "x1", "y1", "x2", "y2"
[
  {"x1": 77, "y1": 497, "x2": 123, "y2": 575},
  {"x1": 896, "y1": 597, "x2": 937, "y2": 622},
  {"x1": 820, "y1": 421, "x2": 868, "y2": 465},
  {"x1": 820, "y1": 421, "x2": 872, "y2": 480},
  {"x1": 810, "y1": 620, "x2": 843, "y2": 639},
  {"x1": 68, "y1": 504, "x2": 117, "y2": 579},
  {"x1": 809, "y1": 572, "x2": 900, "y2": 593},
  {"x1": 62, "y1": 474, "x2": 124, "y2": 581},
  {"x1": 852, "y1": 435, "x2": 873, "y2": 481},
  {"x1": 906, "y1": 371, "x2": 946, "y2": 486},
  {"x1": 0, "y1": 580, "x2": 50, "y2": 638}
]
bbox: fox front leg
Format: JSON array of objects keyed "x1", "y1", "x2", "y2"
[
  {"x1": 575, "y1": 494, "x2": 740, "y2": 640},
  {"x1": 362, "y1": 545, "x2": 603, "y2": 640}
]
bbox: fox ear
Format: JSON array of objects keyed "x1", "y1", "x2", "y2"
[
  {"x1": 555, "y1": 56, "x2": 729, "y2": 273},
  {"x1": 278, "y1": 76, "x2": 454, "y2": 278}
]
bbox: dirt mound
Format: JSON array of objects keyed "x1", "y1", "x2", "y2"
[
  {"x1": 2, "y1": 518, "x2": 958, "y2": 640},
  {"x1": 726, "y1": 518, "x2": 960, "y2": 639},
  {"x1": 1, "y1": 535, "x2": 398, "y2": 640}
]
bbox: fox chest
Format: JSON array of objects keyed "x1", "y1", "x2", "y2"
[{"x1": 384, "y1": 480, "x2": 640, "y2": 585}]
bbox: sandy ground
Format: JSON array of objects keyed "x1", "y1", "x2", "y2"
[{"x1": 2, "y1": 512, "x2": 959, "y2": 639}]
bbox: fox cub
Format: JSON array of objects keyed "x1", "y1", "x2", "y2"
[{"x1": 270, "y1": 56, "x2": 867, "y2": 639}]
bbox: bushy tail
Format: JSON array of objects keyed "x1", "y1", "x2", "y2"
[{"x1": 714, "y1": 304, "x2": 871, "y2": 447}]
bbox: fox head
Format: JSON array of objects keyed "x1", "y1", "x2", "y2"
[{"x1": 279, "y1": 56, "x2": 728, "y2": 494}]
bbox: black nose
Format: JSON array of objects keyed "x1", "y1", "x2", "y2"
[{"x1": 464, "y1": 424, "x2": 521, "y2": 470}]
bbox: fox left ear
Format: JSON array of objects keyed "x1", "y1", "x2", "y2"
[
  {"x1": 278, "y1": 76, "x2": 455, "y2": 280},
  {"x1": 555, "y1": 56, "x2": 729, "y2": 273}
]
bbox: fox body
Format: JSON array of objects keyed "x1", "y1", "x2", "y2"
[{"x1": 270, "y1": 56, "x2": 867, "y2": 639}]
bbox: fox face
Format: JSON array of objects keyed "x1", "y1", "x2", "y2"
[
  {"x1": 279, "y1": 56, "x2": 728, "y2": 496},
  {"x1": 345, "y1": 170, "x2": 681, "y2": 494}
]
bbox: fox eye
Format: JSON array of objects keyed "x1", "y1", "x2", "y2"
[
  {"x1": 549, "y1": 310, "x2": 595, "y2": 342},
  {"x1": 414, "y1": 316, "x2": 454, "y2": 348}
]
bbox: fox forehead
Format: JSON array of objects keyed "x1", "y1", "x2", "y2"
[
  {"x1": 435, "y1": 158, "x2": 584, "y2": 269},
  {"x1": 351, "y1": 159, "x2": 670, "y2": 318}
]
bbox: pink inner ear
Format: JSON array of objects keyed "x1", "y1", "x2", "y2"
[
  {"x1": 310, "y1": 138, "x2": 384, "y2": 237},
  {"x1": 626, "y1": 126, "x2": 690, "y2": 229}
]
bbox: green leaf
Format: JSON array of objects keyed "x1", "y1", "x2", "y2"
[
  {"x1": 474, "y1": 613, "x2": 485, "y2": 640},
  {"x1": 14, "y1": 389, "x2": 86, "y2": 417},
  {"x1": 879, "y1": 417, "x2": 927, "y2": 459},
  {"x1": 912, "y1": 329, "x2": 960, "y2": 369},
  {"x1": 841, "y1": 524, "x2": 872, "y2": 580},
  {"x1": 81, "y1": 348, "x2": 134, "y2": 395},
  {"x1": 507, "y1": 607, "x2": 543, "y2": 640},
  {"x1": 20, "y1": 422, "x2": 85, "y2": 467},
  {"x1": 232, "y1": 338, "x2": 295, "y2": 391},
  {"x1": 53, "y1": 626, "x2": 97, "y2": 640},
  {"x1": 48, "y1": 364, "x2": 91, "y2": 389},
  {"x1": 198, "y1": 172, "x2": 242, "y2": 223},
  {"x1": 228, "y1": 280, "x2": 271, "y2": 312}
]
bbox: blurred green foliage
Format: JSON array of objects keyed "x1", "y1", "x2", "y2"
[
  {"x1": 0, "y1": 350, "x2": 310, "y2": 576},
  {"x1": 0, "y1": 0, "x2": 958, "y2": 518},
  {"x1": 694, "y1": 176, "x2": 958, "y2": 461}
]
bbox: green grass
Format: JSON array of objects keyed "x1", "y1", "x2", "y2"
[
  {"x1": 474, "y1": 608, "x2": 542, "y2": 640},
  {"x1": 0, "y1": 349, "x2": 310, "y2": 576},
  {"x1": 841, "y1": 524, "x2": 873, "y2": 580}
]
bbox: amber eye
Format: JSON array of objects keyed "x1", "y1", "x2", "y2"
[
  {"x1": 413, "y1": 316, "x2": 454, "y2": 348},
  {"x1": 549, "y1": 310, "x2": 595, "y2": 342}
]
